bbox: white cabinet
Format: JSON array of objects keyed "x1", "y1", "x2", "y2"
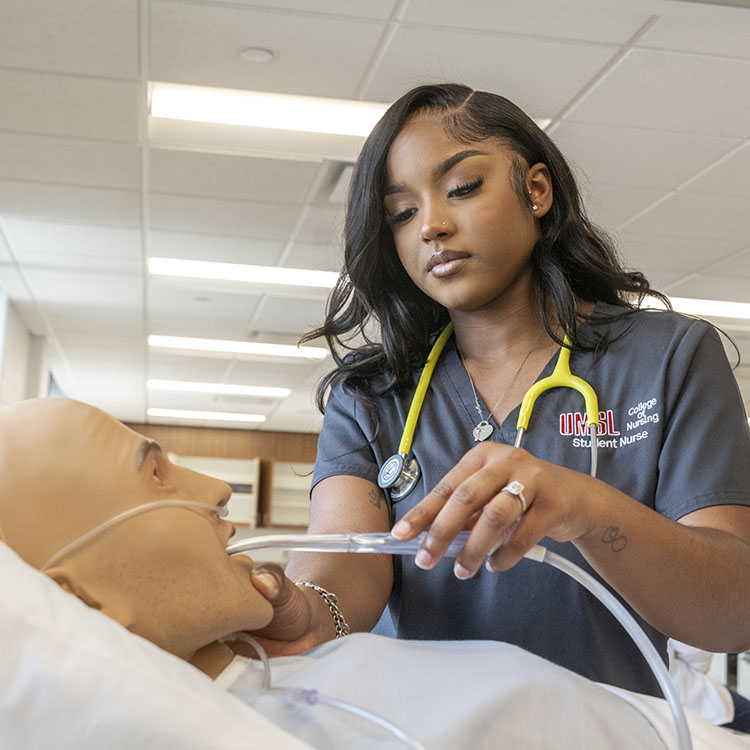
[
  {"x1": 167, "y1": 454, "x2": 260, "y2": 527},
  {"x1": 268, "y1": 461, "x2": 314, "y2": 528},
  {"x1": 738, "y1": 652, "x2": 750, "y2": 698}
]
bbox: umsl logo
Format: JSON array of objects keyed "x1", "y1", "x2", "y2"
[{"x1": 559, "y1": 410, "x2": 620, "y2": 437}]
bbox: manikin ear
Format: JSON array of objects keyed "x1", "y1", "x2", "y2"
[
  {"x1": 44, "y1": 567, "x2": 134, "y2": 629},
  {"x1": 526, "y1": 162, "x2": 553, "y2": 218}
]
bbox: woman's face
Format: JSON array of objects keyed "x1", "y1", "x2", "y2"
[
  {"x1": 384, "y1": 113, "x2": 550, "y2": 315},
  {"x1": 0, "y1": 398, "x2": 273, "y2": 660}
]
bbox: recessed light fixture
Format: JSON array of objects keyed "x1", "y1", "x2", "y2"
[
  {"x1": 148, "y1": 335, "x2": 328, "y2": 359},
  {"x1": 148, "y1": 257, "x2": 338, "y2": 289},
  {"x1": 643, "y1": 296, "x2": 750, "y2": 319},
  {"x1": 151, "y1": 82, "x2": 389, "y2": 137},
  {"x1": 146, "y1": 379, "x2": 291, "y2": 398},
  {"x1": 148, "y1": 407, "x2": 265, "y2": 423},
  {"x1": 239, "y1": 47, "x2": 276, "y2": 64}
]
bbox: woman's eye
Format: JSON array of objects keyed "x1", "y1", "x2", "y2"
[
  {"x1": 448, "y1": 177, "x2": 483, "y2": 199},
  {"x1": 386, "y1": 207, "x2": 416, "y2": 226}
]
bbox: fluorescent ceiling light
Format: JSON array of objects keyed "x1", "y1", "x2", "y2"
[
  {"x1": 148, "y1": 257, "x2": 337, "y2": 289},
  {"x1": 148, "y1": 335, "x2": 328, "y2": 359},
  {"x1": 147, "y1": 379, "x2": 291, "y2": 398},
  {"x1": 151, "y1": 82, "x2": 389, "y2": 137},
  {"x1": 643, "y1": 296, "x2": 750, "y2": 319},
  {"x1": 148, "y1": 407, "x2": 265, "y2": 423},
  {"x1": 151, "y1": 83, "x2": 550, "y2": 139}
]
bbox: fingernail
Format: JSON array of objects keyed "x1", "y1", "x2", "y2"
[
  {"x1": 251, "y1": 570, "x2": 280, "y2": 597},
  {"x1": 454, "y1": 562, "x2": 472, "y2": 579},
  {"x1": 485, "y1": 559, "x2": 497, "y2": 573},
  {"x1": 392, "y1": 519, "x2": 411, "y2": 539},
  {"x1": 415, "y1": 549, "x2": 433, "y2": 569}
]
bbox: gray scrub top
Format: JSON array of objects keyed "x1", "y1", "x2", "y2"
[{"x1": 311, "y1": 304, "x2": 750, "y2": 696}]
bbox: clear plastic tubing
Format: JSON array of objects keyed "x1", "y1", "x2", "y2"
[
  {"x1": 231, "y1": 632, "x2": 427, "y2": 750},
  {"x1": 228, "y1": 533, "x2": 692, "y2": 750}
]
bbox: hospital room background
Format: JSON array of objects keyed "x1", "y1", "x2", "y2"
[{"x1": 1, "y1": 0, "x2": 750, "y2": 738}]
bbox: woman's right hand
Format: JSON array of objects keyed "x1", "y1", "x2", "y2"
[{"x1": 237, "y1": 564, "x2": 324, "y2": 657}]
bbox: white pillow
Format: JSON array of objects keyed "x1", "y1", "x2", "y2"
[{"x1": 0, "y1": 541, "x2": 311, "y2": 750}]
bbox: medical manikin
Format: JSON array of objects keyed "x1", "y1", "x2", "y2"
[{"x1": 0, "y1": 398, "x2": 738, "y2": 750}]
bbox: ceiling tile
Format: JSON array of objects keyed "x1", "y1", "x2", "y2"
[
  {"x1": 618, "y1": 231, "x2": 740, "y2": 276},
  {"x1": 0, "y1": 219, "x2": 141, "y2": 272},
  {"x1": 0, "y1": 69, "x2": 139, "y2": 142},
  {"x1": 680, "y1": 142, "x2": 750, "y2": 198},
  {"x1": 150, "y1": 1, "x2": 386, "y2": 98},
  {"x1": 581, "y1": 183, "x2": 665, "y2": 230},
  {"x1": 566, "y1": 48, "x2": 750, "y2": 137},
  {"x1": 617, "y1": 232, "x2": 744, "y2": 276},
  {"x1": 283, "y1": 241, "x2": 342, "y2": 272},
  {"x1": 148, "y1": 193, "x2": 301, "y2": 240},
  {"x1": 363, "y1": 27, "x2": 618, "y2": 116},
  {"x1": 147, "y1": 282, "x2": 261, "y2": 340},
  {"x1": 148, "y1": 229, "x2": 285, "y2": 265},
  {"x1": 295, "y1": 205, "x2": 345, "y2": 245},
  {"x1": 550, "y1": 121, "x2": 739, "y2": 190},
  {"x1": 203, "y1": 0, "x2": 398, "y2": 19},
  {"x1": 0, "y1": 181, "x2": 141, "y2": 227},
  {"x1": 638, "y1": 7, "x2": 750, "y2": 59},
  {"x1": 403, "y1": 0, "x2": 650, "y2": 44},
  {"x1": 25, "y1": 268, "x2": 142, "y2": 310},
  {"x1": 250, "y1": 294, "x2": 327, "y2": 337},
  {"x1": 620, "y1": 192, "x2": 750, "y2": 244},
  {"x1": 148, "y1": 352, "x2": 240, "y2": 382},
  {"x1": 0, "y1": 133, "x2": 140, "y2": 190},
  {"x1": 665, "y1": 273, "x2": 750, "y2": 302},
  {"x1": 149, "y1": 149, "x2": 321, "y2": 203},
  {"x1": 703, "y1": 247, "x2": 750, "y2": 279},
  {"x1": 0, "y1": 0, "x2": 139, "y2": 79}
]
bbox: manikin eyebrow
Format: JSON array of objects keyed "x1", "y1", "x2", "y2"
[
  {"x1": 135, "y1": 440, "x2": 162, "y2": 470},
  {"x1": 383, "y1": 149, "x2": 486, "y2": 197}
]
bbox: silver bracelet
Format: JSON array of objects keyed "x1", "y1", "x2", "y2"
[{"x1": 295, "y1": 580, "x2": 351, "y2": 638}]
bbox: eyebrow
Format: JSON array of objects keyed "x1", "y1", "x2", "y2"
[
  {"x1": 135, "y1": 440, "x2": 162, "y2": 470},
  {"x1": 383, "y1": 149, "x2": 486, "y2": 197}
]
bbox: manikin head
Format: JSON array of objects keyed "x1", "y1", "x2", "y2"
[{"x1": 0, "y1": 398, "x2": 273, "y2": 674}]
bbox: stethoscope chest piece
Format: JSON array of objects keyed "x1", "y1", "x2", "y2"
[{"x1": 378, "y1": 453, "x2": 421, "y2": 501}]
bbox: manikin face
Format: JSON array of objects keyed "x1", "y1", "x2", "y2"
[
  {"x1": 384, "y1": 113, "x2": 549, "y2": 316},
  {"x1": 0, "y1": 398, "x2": 273, "y2": 662}
]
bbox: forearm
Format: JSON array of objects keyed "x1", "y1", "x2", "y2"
[
  {"x1": 574, "y1": 485, "x2": 750, "y2": 652},
  {"x1": 284, "y1": 474, "x2": 393, "y2": 645}
]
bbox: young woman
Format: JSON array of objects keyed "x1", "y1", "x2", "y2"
[{"x1": 258, "y1": 83, "x2": 750, "y2": 697}]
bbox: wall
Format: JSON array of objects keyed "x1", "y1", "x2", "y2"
[
  {"x1": 124, "y1": 422, "x2": 319, "y2": 525},
  {"x1": 0, "y1": 296, "x2": 47, "y2": 407}
]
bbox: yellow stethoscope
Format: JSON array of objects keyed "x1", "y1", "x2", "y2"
[{"x1": 377, "y1": 323, "x2": 601, "y2": 499}]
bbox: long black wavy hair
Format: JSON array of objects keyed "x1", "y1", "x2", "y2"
[{"x1": 302, "y1": 83, "x2": 667, "y2": 412}]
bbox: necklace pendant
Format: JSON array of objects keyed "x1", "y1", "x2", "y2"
[{"x1": 473, "y1": 421, "x2": 494, "y2": 442}]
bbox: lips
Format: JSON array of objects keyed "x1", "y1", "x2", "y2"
[{"x1": 426, "y1": 250, "x2": 471, "y2": 274}]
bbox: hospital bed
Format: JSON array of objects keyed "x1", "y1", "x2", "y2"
[{"x1": 2, "y1": 540, "x2": 748, "y2": 750}]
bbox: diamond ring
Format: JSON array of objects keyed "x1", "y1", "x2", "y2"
[{"x1": 501, "y1": 481, "x2": 527, "y2": 514}]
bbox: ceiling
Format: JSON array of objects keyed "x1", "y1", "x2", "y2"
[{"x1": 0, "y1": 0, "x2": 749, "y2": 433}]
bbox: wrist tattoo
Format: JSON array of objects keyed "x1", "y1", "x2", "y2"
[
  {"x1": 601, "y1": 526, "x2": 627, "y2": 552},
  {"x1": 368, "y1": 486, "x2": 384, "y2": 510}
]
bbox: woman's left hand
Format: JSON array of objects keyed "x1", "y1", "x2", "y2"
[{"x1": 391, "y1": 442, "x2": 602, "y2": 578}]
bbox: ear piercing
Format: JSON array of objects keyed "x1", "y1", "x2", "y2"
[{"x1": 532, "y1": 204, "x2": 539, "y2": 211}]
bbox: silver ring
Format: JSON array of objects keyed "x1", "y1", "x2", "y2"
[{"x1": 501, "y1": 481, "x2": 527, "y2": 514}]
